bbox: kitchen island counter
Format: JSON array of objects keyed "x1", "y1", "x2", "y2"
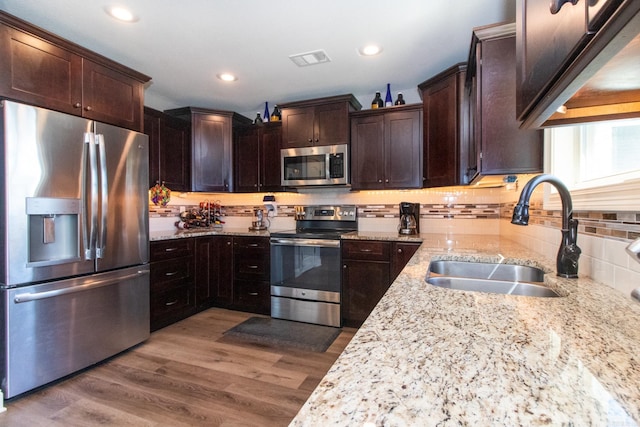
[{"x1": 291, "y1": 233, "x2": 640, "y2": 426}]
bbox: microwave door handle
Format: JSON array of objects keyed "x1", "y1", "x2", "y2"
[
  {"x1": 96, "y1": 134, "x2": 108, "y2": 259},
  {"x1": 84, "y1": 132, "x2": 98, "y2": 260}
]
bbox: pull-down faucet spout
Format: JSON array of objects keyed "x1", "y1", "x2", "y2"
[{"x1": 511, "y1": 174, "x2": 581, "y2": 278}]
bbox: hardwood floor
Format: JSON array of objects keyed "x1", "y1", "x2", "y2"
[{"x1": 0, "y1": 309, "x2": 356, "y2": 426}]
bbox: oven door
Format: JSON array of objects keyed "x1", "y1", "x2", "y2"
[{"x1": 270, "y1": 238, "x2": 342, "y2": 327}]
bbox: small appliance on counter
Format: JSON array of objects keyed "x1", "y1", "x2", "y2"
[
  {"x1": 249, "y1": 208, "x2": 268, "y2": 231},
  {"x1": 399, "y1": 202, "x2": 420, "y2": 235}
]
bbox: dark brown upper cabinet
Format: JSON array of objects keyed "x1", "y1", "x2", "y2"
[
  {"x1": 279, "y1": 94, "x2": 361, "y2": 148},
  {"x1": 144, "y1": 107, "x2": 191, "y2": 191},
  {"x1": 234, "y1": 122, "x2": 282, "y2": 193},
  {"x1": 350, "y1": 104, "x2": 423, "y2": 190},
  {"x1": 165, "y1": 107, "x2": 252, "y2": 192},
  {"x1": 419, "y1": 64, "x2": 470, "y2": 187},
  {"x1": 516, "y1": 0, "x2": 640, "y2": 128},
  {"x1": 466, "y1": 23, "x2": 543, "y2": 180},
  {"x1": 0, "y1": 11, "x2": 149, "y2": 131}
]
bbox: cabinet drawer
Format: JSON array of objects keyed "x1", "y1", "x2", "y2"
[
  {"x1": 233, "y1": 236, "x2": 269, "y2": 250},
  {"x1": 151, "y1": 283, "x2": 192, "y2": 320},
  {"x1": 233, "y1": 280, "x2": 270, "y2": 313},
  {"x1": 150, "y1": 239, "x2": 194, "y2": 262},
  {"x1": 234, "y1": 254, "x2": 269, "y2": 280},
  {"x1": 342, "y1": 240, "x2": 390, "y2": 261},
  {"x1": 150, "y1": 258, "x2": 192, "y2": 285}
]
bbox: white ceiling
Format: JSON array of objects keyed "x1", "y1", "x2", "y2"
[{"x1": 0, "y1": 0, "x2": 515, "y2": 118}]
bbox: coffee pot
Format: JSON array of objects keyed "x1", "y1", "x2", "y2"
[{"x1": 399, "y1": 202, "x2": 420, "y2": 235}]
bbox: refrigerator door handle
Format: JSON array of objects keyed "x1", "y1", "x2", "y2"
[
  {"x1": 84, "y1": 132, "x2": 99, "y2": 260},
  {"x1": 96, "y1": 134, "x2": 108, "y2": 259},
  {"x1": 13, "y1": 270, "x2": 150, "y2": 303}
]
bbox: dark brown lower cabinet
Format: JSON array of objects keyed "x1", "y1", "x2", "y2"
[
  {"x1": 232, "y1": 236, "x2": 270, "y2": 315},
  {"x1": 150, "y1": 239, "x2": 195, "y2": 331},
  {"x1": 342, "y1": 240, "x2": 420, "y2": 327}
]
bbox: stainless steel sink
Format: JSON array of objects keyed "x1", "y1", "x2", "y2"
[{"x1": 426, "y1": 260, "x2": 560, "y2": 298}]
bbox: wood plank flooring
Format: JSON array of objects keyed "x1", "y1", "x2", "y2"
[{"x1": 0, "y1": 308, "x2": 356, "y2": 426}]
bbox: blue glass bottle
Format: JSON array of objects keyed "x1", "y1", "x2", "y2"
[
  {"x1": 385, "y1": 83, "x2": 393, "y2": 107},
  {"x1": 264, "y1": 102, "x2": 270, "y2": 122}
]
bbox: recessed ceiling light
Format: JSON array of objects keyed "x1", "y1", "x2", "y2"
[
  {"x1": 217, "y1": 73, "x2": 237, "y2": 82},
  {"x1": 358, "y1": 45, "x2": 382, "y2": 56},
  {"x1": 104, "y1": 6, "x2": 139, "y2": 22}
]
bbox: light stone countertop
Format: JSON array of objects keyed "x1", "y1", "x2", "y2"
[
  {"x1": 290, "y1": 233, "x2": 640, "y2": 426},
  {"x1": 149, "y1": 227, "x2": 270, "y2": 241}
]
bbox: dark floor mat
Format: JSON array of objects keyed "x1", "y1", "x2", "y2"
[{"x1": 222, "y1": 317, "x2": 341, "y2": 352}]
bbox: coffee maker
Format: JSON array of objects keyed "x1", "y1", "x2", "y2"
[{"x1": 399, "y1": 202, "x2": 420, "y2": 235}]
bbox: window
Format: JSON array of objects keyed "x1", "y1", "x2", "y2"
[{"x1": 545, "y1": 118, "x2": 640, "y2": 210}]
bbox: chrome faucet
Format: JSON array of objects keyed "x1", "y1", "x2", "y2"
[{"x1": 511, "y1": 174, "x2": 581, "y2": 278}]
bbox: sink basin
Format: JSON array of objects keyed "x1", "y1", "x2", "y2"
[
  {"x1": 428, "y1": 260, "x2": 545, "y2": 282},
  {"x1": 426, "y1": 260, "x2": 560, "y2": 298}
]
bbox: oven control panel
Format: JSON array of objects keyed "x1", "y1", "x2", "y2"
[{"x1": 294, "y1": 205, "x2": 357, "y2": 221}]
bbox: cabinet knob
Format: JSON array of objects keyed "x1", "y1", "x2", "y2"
[
  {"x1": 343, "y1": 265, "x2": 347, "y2": 269},
  {"x1": 314, "y1": 138, "x2": 319, "y2": 142},
  {"x1": 549, "y1": 0, "x2": 579, "y2": 14},
  {"x1": 227, "y1": 241, "x2": 231, "y2": 246},
  {"x1": 385, "y1": 179, "x2": 389, "y2": 183},
  {"x1": 308, "y1": 138, "x2": 313, "y2": 142},
  {"x1": 73, "y1": 102, "x2": 82, "y2": 109},
  {"x1": 84, "y1": 105, "x2": 93, "y2": 112},
  {"x1": 398, "y1": 248, "x2": 403, "y2": 253},
  {"x1": 378, "y1": 179, "x2": 383, "y2": 183}
]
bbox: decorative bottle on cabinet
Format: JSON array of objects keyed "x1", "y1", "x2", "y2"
[
  {"x1": 395, "y1": 93, "x2": 405, "y2": 105},
  {"x1": 270, "y1": 104, "x2": 281, "y2": 121},
  {"x1": 263, "y1": 102, "x2": 270, "y2": 122},
  {"x1": 385, "y1": 83, "x2": 393, "y2": 107},
  {"x1": 371, "y1": 92, "x2": 383, "y2": 109},
  {"x1": 254, "y1": 113, "x2": 263, "y2": 124}
]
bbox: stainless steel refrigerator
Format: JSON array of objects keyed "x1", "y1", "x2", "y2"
[{"x1": 0, "y1": 100, "x2": 150, "y2": 398}]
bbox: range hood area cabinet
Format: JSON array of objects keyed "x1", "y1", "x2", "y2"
[
  {"x1": 350, "y1": 104, "x2": 423, "y2": 190},
  {"x1": 234, "y1": 122, "x2": 282, "y2": 193},
  {"x1": 144, "y1": 107, "x2": 191, "y2": 191},
  {"x1": 165, "y1": 107, "x2": 252, "y2": 192},
  {"x1": 279, "y1": 94, "x2": 361, "y2": 148},
  {"x1": 466, "y1": 23, "x2": 543, "y2": 180},
  {"x1": 517, "y1": 0, "x2": 640, "y2": 128},
  {"x1": 0, "y1": 11, "x2": 150, "y2": 132},
  {"x1": 419, "y1": 63, "x2": 470, "y2": 187}
]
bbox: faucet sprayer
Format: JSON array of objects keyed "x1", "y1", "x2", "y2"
[{"x1": 511, "y1": 174, "x2": 581, "y2": 278}]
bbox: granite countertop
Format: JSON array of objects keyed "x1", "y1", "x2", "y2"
[{"x1": 290, "y1": 233, "x2": 640, "y2": 426}]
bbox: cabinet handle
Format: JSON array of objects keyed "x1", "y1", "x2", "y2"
[
  {"x1": 247, "y1": 265, "x2": 259, "y2": 269},
  {"x1": 85, "y1": 105, "x2": 93, "y2": 112},
  {"x1": 248, "y1": 292, "x2": 259, "y2": 296},
  {"x1": 73, "y1": 102, "x2": 82, "y2": 108},
  {"x1": 550, "y1": 0, "x2": 579, "y2": 14},
  {"x1": 165, "y1": 271, "x2": 179, "y2": 276},
  {"x1": 165, "y1": 247, "x2": 178, "y2": 252},
  {"x1": 165, "y1": 300, "x2": 178, "y2": 306},
  {"x1": 248, "y1": 243, "x2": 259, "y2": 247},
  {"x1": 359, "y1": 249, "x2": 373, "y2": 253}
]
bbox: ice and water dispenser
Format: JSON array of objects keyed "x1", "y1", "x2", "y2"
[{"x1": 26, "y1": 197, "x2": 82, "y2": 266}]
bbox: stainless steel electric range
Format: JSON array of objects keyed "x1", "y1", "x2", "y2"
[{"x1": 269, "y1": 205, "x2": 357, "y2": 327}]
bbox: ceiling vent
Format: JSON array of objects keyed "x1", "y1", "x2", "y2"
[{"x1": 289, "y1": 49, "x2": 331, "y2": 67}]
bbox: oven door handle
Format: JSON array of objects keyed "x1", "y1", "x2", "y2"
[{"x1": 270, "y1": 238, "x2": 340, "y2": 248}]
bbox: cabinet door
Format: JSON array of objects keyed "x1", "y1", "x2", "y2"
[
  {"x1": 342, "y1": 260, "x2": 390, "y2": 327},
  {"x1": 144, "y1": 108, "x2": 162, "y2": 188},
  {"x1": 192, "y1": 113, "x2": 232, "y2": 192},
  {"x1": 234, "y1": 127, "x2": 260, "y2": 192},
  {"x1": 0, "y1": 24, "x2": 83, "y2": 115},
  {"x1": 260, "y1": 124, "x2": 282, "y2": 192},
  {"x1": 160, "y1": 114, "x2": 191, "y2": 192},
  {"x1": 314, "y1": 102, "x2": 350, "y2": 146},
  {"x1": 384, "y1": 109, "x2": 422, "y2": 188},
  {"x1": 391, "y1": 242, "x2": 420, "y2": 281},
  {"x1": 216, "y1": 237, "x2": 234, "y2": 306},
  {"x1": 478, "y1": 34, "x2": 543, "y2": 175},
  {"x1": 82, "y1": 59, "x2": 144, "y2": 131},
  {"x1": 516, "y1": 0, "x2": 590, "y2": 119},
  {"x1": 350, "y1": 114, "x2": 385, "y2": 190},
  {"x1": 423, "y1": 70, "x2": 467, "y2": 187},
  {"x1": 194, "y1": 237, "x2": 215, "y2": 310},
  {"x1": 281, "y1": 106, "x2": 314, "y2": 148}
]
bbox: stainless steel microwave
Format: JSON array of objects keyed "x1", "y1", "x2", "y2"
[{"x1": 281, "y1": 144, "x2": 349, "y2": 187}]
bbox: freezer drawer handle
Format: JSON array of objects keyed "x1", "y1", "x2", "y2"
[{"x1": 13, "y1": 270, "x2": 150, "y2": 303}]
